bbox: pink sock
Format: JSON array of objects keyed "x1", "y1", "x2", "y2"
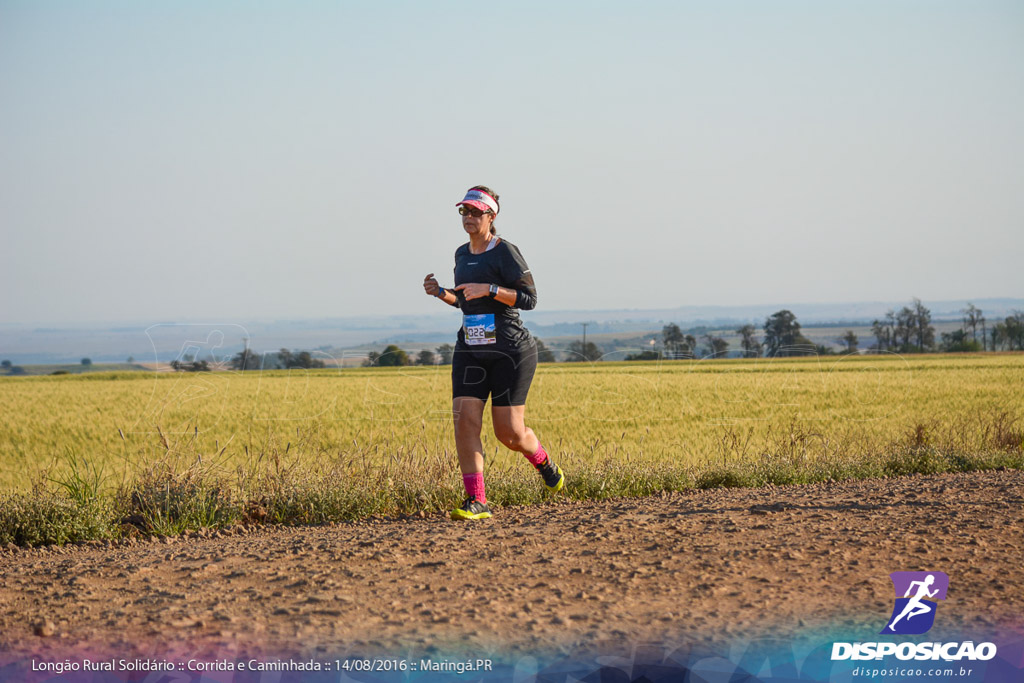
[
  {"x1": 462, "y1": 472, "x2": 486, "y2": 503},
  {"x1": 524, "y1": 443, "x2": 548, "y2": 466}
]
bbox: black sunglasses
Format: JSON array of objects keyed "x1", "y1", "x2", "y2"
[{"x1": 458, "y1": 205, "x2": 490, "y2": 218}]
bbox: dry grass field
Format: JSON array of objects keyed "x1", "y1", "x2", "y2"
[
  {"x1": 0, "y1": 353, "x2": 1021, "y2": 547},
  {"x1": 1, "y1": 354, "x2": 1022, "y2": 492}
]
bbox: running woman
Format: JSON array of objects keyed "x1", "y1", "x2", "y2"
[{"x1": 423, "y1": 185, "x2": 564, "y2": 520}]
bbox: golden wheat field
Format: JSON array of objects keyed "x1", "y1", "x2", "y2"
[{"x1": 1, "y1": 353, "x2": 1022, "y2": 492}]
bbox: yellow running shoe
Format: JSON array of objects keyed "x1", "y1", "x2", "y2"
[
  {"x1": 534, "y1": 459, "x2": 565, "y2": 493},
  {"x1": 450, "y1": 497, "x2": 493, "y2": 520}
]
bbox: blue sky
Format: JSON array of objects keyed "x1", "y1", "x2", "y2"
[{"x1": 2, "y1": 1, "x2": 1022, "y2": 325}]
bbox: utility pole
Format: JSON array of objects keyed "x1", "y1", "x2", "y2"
[{"x1": 581, "y1": 323, "x2": 588, "y2": 356}]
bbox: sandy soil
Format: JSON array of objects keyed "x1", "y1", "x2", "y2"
[{"x1": 1, "y1": 470, "x2": 1022, "y2": 671}]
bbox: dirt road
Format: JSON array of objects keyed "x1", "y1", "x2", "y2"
[{"x1": 1, "y1": 470, "x2": 1022, "y2": 676}]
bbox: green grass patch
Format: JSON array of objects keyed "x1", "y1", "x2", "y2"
[{"x1": 0, "y1": 490, "x2": 115, "y2": 547}]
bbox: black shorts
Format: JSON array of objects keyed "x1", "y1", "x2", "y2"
[{"x1": 451, "y1": 341, "x2": 537, "y2": 407}]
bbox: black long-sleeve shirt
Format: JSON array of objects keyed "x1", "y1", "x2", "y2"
[{"x1": 451, "y1": 239, "x2": 537, "y2": 351}]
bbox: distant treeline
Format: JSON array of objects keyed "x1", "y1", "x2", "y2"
[
  {"x1": 628, "y1": 300, "x2": 1023, "y2": 361},
  {"x1": 7, "y1": 301, "x2": 1019, "y2": 375},
  {"x1": 870, "y1": 301, "x2": 1023, "y2": 353},
  {"x1": 227, "y1": 347, "x2": 327, "y2": 371},
  {"x1": 362, "y1": 341, "x2": 557, "y2": 367},
  {"x1": 632, "y1": 300, "x2": 1023, "y2": 360},
  {"x1": 363, "y1": 299, "x2": 1024, "y2": 365}
]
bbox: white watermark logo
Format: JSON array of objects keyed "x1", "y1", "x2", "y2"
[
  {"x1": 831, "y1": 571, "x2": 996, "y2": 665},
  {"x1": 831, "y1": 641, "x2": 996, "y2": 662}
]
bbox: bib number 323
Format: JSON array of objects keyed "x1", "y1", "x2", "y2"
[{"x1": 463, "y1": 314, "x2": 496, "y2": 346}]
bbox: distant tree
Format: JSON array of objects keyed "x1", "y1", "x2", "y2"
[
  {"x1": 565, "y1": 340, "x2": 602, "y2": 362},
  {"x1": 662, "y1": 324, "x2": 684, "y2": 359},
  {"x1": 911, "y1": 298, "x2": 935, "y2": 351},
  {"x1": 376, "y1": 344, "x2": 411, "y2": 367},
  {"x1": 363, "y1": 351, "x2": 381, "y2": 367},
  {"x1": 1008, "y1": 311, "x2": 1024, "y2": 350},
  {"x1": 535, "y1": 338, "x2": 556, "y2": 363},
  {"x1": 992, "y1": 322, "x2": 1007, "y2": 350},
  {"x1": 295, "y1": 351, "x2": 325, "y2": 369},
  {"x1": 872, "y1": 309, "x2": 897, "y2": 352},
  {"x1": 416, "y1": 349, "x2": 436, "y2": 366},
  {"x1": 81, "y1": 358, "x2": 92, "y2": 366},
  {"x1": 871, "y1": 318, "x2": 891, "y2": 352},
  {"x1": 992, "y1": 311, "x2": 1024, "y2": 350},
  {"x1": 990, "y1": 313, "x2": 1024, "y2": 351},
  {"x1": 763, "y1": 310, "x2": 805, "y2": 357},
  {"x1": 683, "y1": 334, "x2": 697, "y2": 358},
  {"x1": 962, "y1": 303, "x2": 983, "y2": 342},
  {"x1": 895, "y1": 306, "x2": 915, "y2": 350},
  {"x1": 435, "y1": 343, "x2": 454, "y2": 365},
  {"x1": 625, "y1": 350, "x2": 661, "y2": 361},
  {"x1": 940, "y1": 329, "x2": 982, "y2": 352},
  {"x1": 702, "y1": 334, "x2": 729, "y2": 358},
  {"x1": 172, "y1": 359, "x2": 210, "y2": 372},
  {"x1": 814, "y1": 344, "x2": 836, "y2": 356},
  {"x1": 230, "y1": 345, "x2": 261, "y2": 371},
  {"x1": 840, "y1": 330, "x2": 858, "y2": 354},
  {"x1": 2, "y1": 361, "x2": 23, "y2": 375},
  {"x1": 736, "y1": 324, "x2": 762, "y2": 358},
  {"x1": 126, "y1": 356, "x2": 135, "y2": 364},
  {"x1": 274, "y1": 348, "x2": 325, "y2": 369}
]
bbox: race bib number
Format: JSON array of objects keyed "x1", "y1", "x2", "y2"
[{"x1": 463, "y1": 314, "x2": 496, "y2": 346}]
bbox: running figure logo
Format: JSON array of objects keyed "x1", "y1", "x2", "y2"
[{"x1": 881, "y1": 571, "x2": 949, "y2": 635}]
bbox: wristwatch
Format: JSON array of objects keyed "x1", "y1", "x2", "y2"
[{"x1": 488, "y1": 284, "x2": 499, "y2": 298}]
